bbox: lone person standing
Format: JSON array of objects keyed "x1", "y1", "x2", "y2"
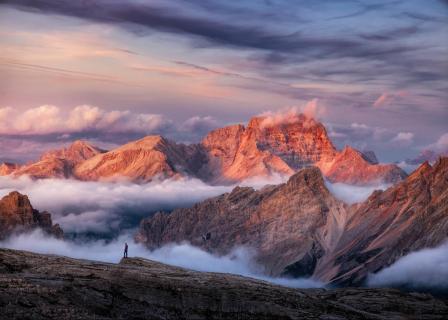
[{"x1": 124, "y1": 242, "x2": 128, "y2": 258}]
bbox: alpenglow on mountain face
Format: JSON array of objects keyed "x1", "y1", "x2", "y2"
[{"x1": 1, "y1": 114, "x2": 406, "y2": 186}]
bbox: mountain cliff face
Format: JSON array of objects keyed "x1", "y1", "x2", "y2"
[
  {"x1": 136, "y1": 157, "x2": 448, "y2": 285},
  {"x1": 136, "y1": 167, "x2": 349, "y2": 276},
  {"x1": 315, "y1": 157, "x2": 448, "y2": 285},
  {"x1": 199, "y1": 115, "x2": 405, "y2": 185},
  {"x1": 2, "y1": 248, "x2": 447, "y2": 320},
  {"x1": 10, "y1": 140, "x2": 104, "y2": 179},
  {"x1": 2, "y1": 114, "x2": 406, "y2": 185},
  {"x1": 317, "y1": 146, "x2": 407, "y2": 185},
  {"x1": 74, "y1": 136, "x2": 204, "y2": 182},
  {"x1": 0, "y1": 191, "x2": 63, "y2": 240},
  {"x1": 200, "y1": 123, "x2": 294, "y2": 182}
]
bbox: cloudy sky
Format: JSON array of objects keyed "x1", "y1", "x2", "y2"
[{"x1": 0, "y1": 0, "x2": 447, "y2": 162}]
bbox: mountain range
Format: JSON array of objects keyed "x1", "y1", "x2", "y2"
[
  {"x1": 136, "y1": 157, "x2": 448, "y2": 286},
  {"x1": 1, "y1": 158, "x2": 446, "y2": 287},
  {"x1": 0, "y1": 114, "x2": 406, "y2": 185}
]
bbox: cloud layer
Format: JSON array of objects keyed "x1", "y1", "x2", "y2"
[
  {"x1": 0, "y1": 176, "x2": 231, "y2": 235},
  {"x1": 0, "y1": 105, "x2": 170, "y2": 136},
  {"x1": 368, "y1": 241, "x2": 448, "y2": 291},
  {"x1": 0, "y1": 171, "x2": 387, "y2": 236},
  {"x1": 325, "y1": 181, "x2": 390, "y2": 205}
]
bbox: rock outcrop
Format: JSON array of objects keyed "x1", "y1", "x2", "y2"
[
  {"x1": 136, "y1": 166, "x2": 349, "y2": 276},
  {"x1": 137, "y1": 157, "x2": 448, "y2": 285},
  {"x1": 11, "y1": 140, "x2": 104, "y2": 179},
  {"x1": 0, "y1": 191, "x2": 63, "y2": 239},
  {"x1": 1, "y1": 248, "x2": 447, "y2": 320}
]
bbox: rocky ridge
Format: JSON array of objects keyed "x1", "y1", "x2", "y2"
[
  {"x1": 1, "y1": 248, "x2": 447, "y2": 320},
  {"x1": 1, "y1": 114, "x2": 406, "y2": 185},
  {"x1": 137, "y1": 157, "x2": 448, "y2": 285},
  {"x1": 10, "y1": 140, "x2": 104, "y2": 179},
  {"x1": 315, "y1": 157, "x2": 448, "y2": 285}
]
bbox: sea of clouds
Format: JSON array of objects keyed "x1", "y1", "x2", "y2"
[
  {"x1": 3, "y1": 173, "x2": 437, "y2": 290},
  {"x1": 0, "y1": 175, "x2": 385, "y2": 235}
]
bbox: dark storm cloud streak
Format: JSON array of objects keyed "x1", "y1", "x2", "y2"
[
  {"x1": 0, "y1": 0, "x2": 417, "y2": 61},
  {"x1": 0, "y1": 58, "x2": 145, "y2": 88}
]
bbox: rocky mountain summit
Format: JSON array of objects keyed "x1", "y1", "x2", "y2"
[
  {"x1": 0, "y1": 114, "x2": 406, "y2": 185},
  {"x1": 0, "y1": 191, "x2": 63, "y2": 240},
  {"x1": 136, "y1": 166, "x2": 348, "y2": 276},
  {"x1": 1, "y1": 248, "x2": 447, "y2": 320},
  {"x1": 137, "y1": 157, "x2": 448, "y2": 286}
]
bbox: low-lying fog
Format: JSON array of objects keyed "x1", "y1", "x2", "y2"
[
  {"x1": 0, "y1": 230, "x2": 323, "y2": 289},
  {"x1": 1, "y1": 175, "x2": 445, "y2": 291},
  {"x1": 0, "y1": 175, "x2": 383, "y2": 236}
]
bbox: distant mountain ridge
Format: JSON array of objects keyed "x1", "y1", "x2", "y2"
[{"x1": 1, "y1": 114, "x2": 407, "y2": 185}]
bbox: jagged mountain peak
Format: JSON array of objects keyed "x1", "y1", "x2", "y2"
[
  {"x1": 3, "y1": 113, "x2": 407, "y2": 185},
  {"x1": 0, "y1": 191, "x2": 63, "y2": 239}
]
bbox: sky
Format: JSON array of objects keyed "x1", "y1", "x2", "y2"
[{"x1": 0, "y1": 0, "x2": 447, "y2": 163}]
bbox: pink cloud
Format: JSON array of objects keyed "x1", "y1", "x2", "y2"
[
  {"x1": 0, "y1": 105, "x2": 171, "y2": 135},
  {"x1": 259, "y1": 99, "x2": 326, "y2": 128}
]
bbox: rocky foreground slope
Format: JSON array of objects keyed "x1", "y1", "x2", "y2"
[
  {"x1": 0, "y1": 113, "x2": 406, "y2": 185},
  {"x1": 0, "y1": 191, "x2": 63, "y2": 240},
  {"x1": 137, "y1": 157, "x2": 448, "y2": 285},
  {"x1": 1, "y1": 248, "x2": 447, "y2": 320}
]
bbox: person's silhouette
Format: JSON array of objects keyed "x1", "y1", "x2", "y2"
[{"x1": 124, "y1": 242, "x2": 128, "y2": 258}]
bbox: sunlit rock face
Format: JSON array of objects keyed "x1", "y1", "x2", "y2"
[
  {"x1": 199, "y1": 122, "x2": 294, "y2": 183},
  {"x1": 199, "y1": 114, "x2": 405, "y2": 185},
  {"x1": 11, "y1": 140, "x2": 104, "y2": 179},
  {"x1": 316, "y1": 146, "x2": 407, "y2": 185},
  {"x1": 0, "y1": 162, "x2": 20, "y2": 176},
  {"x1": 3, "y1": 114, "x2": 407, "y2": 185},
  {"x1": 0, "y1": 191, "x2": 63, "y2": 240},
  {"x1": 136, "y1": 157, "x2": 448, "y2": 285},
  {"x1": 74, "y1": 136, "x2": 189, "y2": 182}
]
